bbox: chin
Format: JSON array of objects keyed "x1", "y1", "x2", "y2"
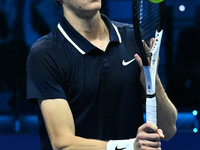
[
  {"x1": 88, "y1": 2, "x2": 101, "y2": 11},
  {"x1": 81, "y1": 2, "x2": 101, "y2": 16}
]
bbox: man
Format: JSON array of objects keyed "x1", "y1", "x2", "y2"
[{"x1": 27, "y1": 0, "x2": 177, "y2": 150}]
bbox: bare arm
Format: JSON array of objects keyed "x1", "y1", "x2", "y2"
[
  {"x1": 38, "y1": 99, "x2": 107, "y2": 150},
  {"x1": 134, "y1": 39, "x2": 177, "y2": 140},
  {"x1": 39, "y1": 98, "x2": 164, "y2": 150},
  {"x1": 156, "y1": 76, "x2": 177, "y2": 140},
  {"x1": 135, "y1": 52, "x2": 177, "y2": 140}
]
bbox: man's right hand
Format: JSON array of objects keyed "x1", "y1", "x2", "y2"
[{"x1": 134, "y1": 123, "x2": 165, "y2": 150}]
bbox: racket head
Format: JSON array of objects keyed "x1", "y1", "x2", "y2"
[{"x1": 132, "y1": 0, "x2": 165, "y2": 66}]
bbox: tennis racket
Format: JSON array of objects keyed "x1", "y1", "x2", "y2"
[{"x1": 132, "y1": 0, "x2": 165, "y2": 126}]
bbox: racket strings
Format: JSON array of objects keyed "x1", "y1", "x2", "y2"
[
  {"x1": 141, "y1": 10, "x2": 160, "y2": 26},
  {"x1": 141, "y1": 17, "x2": 160, "y2": 33},
  {"x1": 139, "y1": 2, "x2": 159, "y2": 21},
  {"x1": 141, "y1": 21, "x2": 159, "y2": 41},
  {"x1": 140, "y1": 20, "x2": 160, "y2": 43},
  {"x1": 138, "y1": 1, "x2": 161, "y2": 43},
  {"x1": 139, "y1": 3, "x2": 160, "y2": 23},
  {"x1": 141, "y1": 8, "x2": 160, "y2": 28}
]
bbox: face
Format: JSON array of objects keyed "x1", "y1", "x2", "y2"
[{"x1": 62, "y1": 0, "x2": 102, "y2": 17}]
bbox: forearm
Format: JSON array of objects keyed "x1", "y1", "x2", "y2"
[
  {"x1": 54, "y1": 135, "x2": 107, "y2": 150},
  {"x1": 155, "y1": 76, "x2": 177, "y2": 140},
  {"x1": 54, "y1": 135, "x2": 137, "y2": 150},
  {"x1": 39, "y1": 99, "x2": 108, "y2": 150}
]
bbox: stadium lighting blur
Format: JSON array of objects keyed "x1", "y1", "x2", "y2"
[
  {"x1": 193, "y1": 110, "x2": 198, "y2": 116},
  {"x1": 193, "y1": 128, "x2": 198, "y2": 133},
  {"x1": 179, "y1": 5, "x2": 185, "y2": 12},
  {"x1": 15, "y1": 119, "x2": 20, "y2": 132}
]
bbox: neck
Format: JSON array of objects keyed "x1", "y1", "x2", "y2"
[
  {"x1": 65, "y1": 11, "x2": 107, "y2": 38},
  {"x1": 63, "y1": 10, "x2": 110, "y2": 51}
]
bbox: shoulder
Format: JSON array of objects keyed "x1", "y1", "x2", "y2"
[
  {"x1": 111, "y1": 21, "x2": 134, "y2": 38},
  {"x1": 27, "y1": 27, "x2": 68, "y2": 73},
  {"x1": 28, "y1": 27, "x2": 64, "y2": 61},
  {"x1": 111, "y1": 20, "x2": 137, "y2": 48},
  {"x1": 30, "y1": 28, "x2": 58, "y2": 55},
  {"x1": 111, "y1": 21, "x2": 133, "y2": 30}
]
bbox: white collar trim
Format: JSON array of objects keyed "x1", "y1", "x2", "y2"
[
  {"x1": 57, "y1": 22, "x2": 122, "y2": 55},
  {"x1": 112, "y1": 23, "x2": 122, "y2": 43},
  {"x1": 57, "y1": 23, "x2": 86, "y2": 55}
]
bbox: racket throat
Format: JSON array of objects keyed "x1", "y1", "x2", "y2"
[
  {"x1": 150, "y1": 30, "x2": 163, "y2": 56},
  {"x1": 143, "y1": 66, "x2": 155, "y2": 95}
]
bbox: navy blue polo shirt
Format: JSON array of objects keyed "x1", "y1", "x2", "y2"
[{"x1": 27, "y1": 15, "x2": 144, "y2": 150}]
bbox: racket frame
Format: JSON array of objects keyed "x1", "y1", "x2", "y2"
[{"x1": 132, "y1": 0, "x2": 165, "y2": 126}]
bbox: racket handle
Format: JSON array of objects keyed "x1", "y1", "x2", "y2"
[{"x1": 146, "y1": 97, "x2": 157, "y2": 126}]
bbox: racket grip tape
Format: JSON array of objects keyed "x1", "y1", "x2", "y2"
[{"x1": 146, "y1": 97, "x2": 157, "y2": 126}]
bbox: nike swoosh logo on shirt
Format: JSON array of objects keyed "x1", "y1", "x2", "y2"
[{"x1": 122, "y1": 58, "x2": 136, "y2": 66}]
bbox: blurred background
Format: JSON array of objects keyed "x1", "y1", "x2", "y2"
[{"x1": 0, "y1": 0, "x2": 199, "y2": 149}]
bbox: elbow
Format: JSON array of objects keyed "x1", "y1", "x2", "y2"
[
  {"x1": 162, "y1": 109, "x2": 178, "y2": 141},
  {"x1": 51, "y1": 135, "x2": 75, "y2": 150},
  {"x1": 52, "y1": 141, "x2": 68, "y2": 150},
  {"x1": 163, "y1": 124, "x2": 177, "y2": 141},
  {"x1": 52, "y1": 143, "x2": 68, "y2": 150}
]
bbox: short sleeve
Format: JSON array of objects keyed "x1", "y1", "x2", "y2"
[{"x1": 26, "y1": 41, "x2": 67, "y2": 103}]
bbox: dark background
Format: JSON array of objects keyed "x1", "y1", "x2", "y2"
[{"x1": 0, "y1": 0, "x2": 199, "y2": 149}]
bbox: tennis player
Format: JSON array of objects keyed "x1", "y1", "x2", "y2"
[{"x1": 27, "y1": 0, "x2": 177, "y2": 150}]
